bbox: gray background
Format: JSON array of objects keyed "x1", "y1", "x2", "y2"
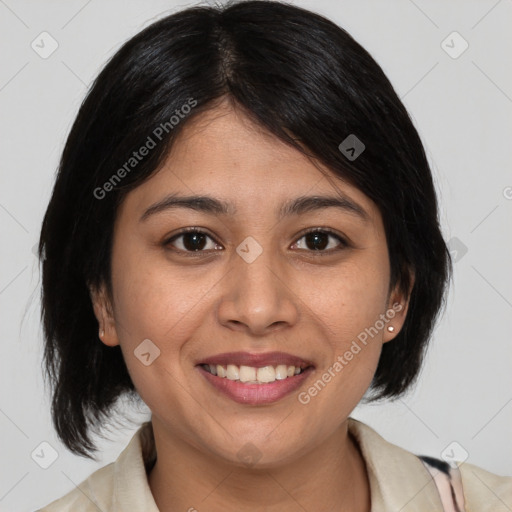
[{"x1": 1, "y1": 0, "x2": 511, "y2": 510}]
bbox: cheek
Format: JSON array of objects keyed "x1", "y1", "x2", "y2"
[
  {"x1": 303, "y1": 255, "x2": 390, "y2": 339},
  {"x1": 296, "y1": 250, "x2": 389, "y2": 412},
  {"x1": 112, "y1": 271, "x2": 170, "y2": 343},
  {"x1": 111, "y1": 243, "x2": 198, "y2": 341},
  {"x1": 109, "y1": 245, "x2": 221, "y2": 389},
  {"x1": 109, "y1": 258, "x2": 192, "y2": 413}
]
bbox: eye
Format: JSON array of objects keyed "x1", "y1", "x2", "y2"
[
  {"x1": 163, "y1": 227, "x2": 349, "y2": 255},
  {"x1": 164, "y1": 227, "x2": 222, "y2": 253},
  {"x1": 292, "y1": 228, "x2": 348, "y2": 253}
]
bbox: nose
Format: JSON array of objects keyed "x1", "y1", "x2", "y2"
[{"x1": 216, "y1": 246, "x2": 300, "y2": 336}]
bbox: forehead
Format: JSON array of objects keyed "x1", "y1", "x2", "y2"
[
  {"x1": 119, "y1": 101, "x2": 380, "y2": 223},
  {"x1": 165, "y1": 102, "x2": 323, "y2": 185}
]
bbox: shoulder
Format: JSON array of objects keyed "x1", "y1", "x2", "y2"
[
  {"x1": 459, "y1": 460, "x2": 512, "y2": 511},
  {"x1": 37, "y1": 421, "x2": 158, "y2": 512},
  {"x1": 348, "y1": 418, "x2": 512, "y2": 511},
  {"x1": 37, "y1": 462, "x2": 116, "y2": 512}
]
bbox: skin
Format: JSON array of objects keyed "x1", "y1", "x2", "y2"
[{"x1": 91, "y1": 98, "x2": 412, "y2": 512}]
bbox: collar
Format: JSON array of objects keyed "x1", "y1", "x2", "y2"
[
  {"x1": 347, "y1": 418, "x2": 441, "y2": 510},
  {"x1": 112, "y1": 420, "x2": 159, "y2": 512}
]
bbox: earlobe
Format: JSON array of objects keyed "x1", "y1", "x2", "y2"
[
  {"x1": 382, "y1": 300, "x2": 408, "y2": 343},
  {"x1": 383, "y1": 272, "x2": 415, "y2": 343},
  {"x1": 89, "y1": 283, "x2": 120, "y2": 347}
]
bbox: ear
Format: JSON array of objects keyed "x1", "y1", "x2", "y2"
[
  {"x1": 382, "y1": 271, "x2": 415, "y2": 344},
  {"x1": 89, "y1": 282, "x2": 120, "y2": 347}
]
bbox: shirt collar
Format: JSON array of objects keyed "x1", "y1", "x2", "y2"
[
  {"x1": 347, "y1": 417, "x2": 441, "y2": 510},
  {"x1": 113, "y1": 421, "x2": 159, "y2": 512}
]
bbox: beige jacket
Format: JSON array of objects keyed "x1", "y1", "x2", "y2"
[{"x1": 38, "y1": 418, "x2": 512, "y2": 511}]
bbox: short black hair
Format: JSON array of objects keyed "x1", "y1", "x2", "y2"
[{"x1": 38, "y1": 0, "x2": 452, "y2": 459}]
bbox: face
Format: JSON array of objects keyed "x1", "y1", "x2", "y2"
[{"x1": 92, "y1": 100, "x2": 410, "y2": 467}]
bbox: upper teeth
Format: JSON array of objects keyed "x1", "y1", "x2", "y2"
[{"x1": 204, "y1": 364, "x2": 304, "y2": 384}]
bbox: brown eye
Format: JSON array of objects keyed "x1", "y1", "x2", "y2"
[
  {"x1": 165, "y1": 228, "x2": 221, "y2": 253},
  {"x1": 293, "y1": 229, "x2": 348, "y2": 252},
  {"x1": 164, "y1": 227, "x2": 348, "y2": 255}
]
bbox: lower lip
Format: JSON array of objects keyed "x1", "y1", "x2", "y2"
[{"x1": 197, "y1": 365, "x2": 314, "y2": 405}]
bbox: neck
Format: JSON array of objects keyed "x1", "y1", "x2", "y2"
[{"x1": 147, "y1": 418, "x2": 371, "y2": 512}]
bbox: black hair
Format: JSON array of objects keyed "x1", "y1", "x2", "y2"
[{"x1": 38, "y1": 0, "x2": 452, "y2": 459}]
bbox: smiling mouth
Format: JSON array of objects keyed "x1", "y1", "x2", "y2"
[{"x1": 200, "y1": 363, "x2": 311, "y2": 384}]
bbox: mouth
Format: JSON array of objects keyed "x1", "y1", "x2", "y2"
[
  {"x1": 196, "y1": 351, "x2": 315, "y2": 405},
  {"x1": 199, "y1": 362, "x2": 309, "y2": 383}
]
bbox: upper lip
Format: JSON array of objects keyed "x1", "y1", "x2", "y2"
[{"x1": 198, "y1": 351, "x2": 314, "y2": 369}]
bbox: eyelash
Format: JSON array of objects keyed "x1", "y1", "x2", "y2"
[{"x1": 163, "y1": 227, "x2": 350, "y2": 256}]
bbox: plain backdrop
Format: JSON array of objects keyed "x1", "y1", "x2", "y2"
[{"x1": 1, "y1": 1, "x2": 511, "y2": 510}]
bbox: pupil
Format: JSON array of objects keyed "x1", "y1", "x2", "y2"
[
  {"x1": 182, "y1": 232, "x2": 329, "y2": 251},
  {"x1": 307, "y1": 232, "x2": 328, "y2": 250},
  {"x1": 184, "y1": 232, "x2": 206, "y2": 251}
]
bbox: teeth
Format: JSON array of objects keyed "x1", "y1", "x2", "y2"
[
  {"x1": 226, "y1": 364, "x2": 239, "y2": 380},
  {"x1": 275, "y1": 364, "x2": 288, "y2": 380},
  {"x1": 257, "y1": 366, "x2": 275, "y2": 383},
  {"x1": 204, "y1": 363, "x2": 306, "y2": 383},
  {"x1": 239, "y1": 365, "x2": 256, "y2": 382}
]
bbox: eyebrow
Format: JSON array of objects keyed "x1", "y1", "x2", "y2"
[{"x1": 139, "y1": 193, "x2": 369, "y2": 222}]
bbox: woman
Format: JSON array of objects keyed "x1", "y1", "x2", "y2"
[{"x1": 36, "y1": 1, "x2": 511, "y2": 511}]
